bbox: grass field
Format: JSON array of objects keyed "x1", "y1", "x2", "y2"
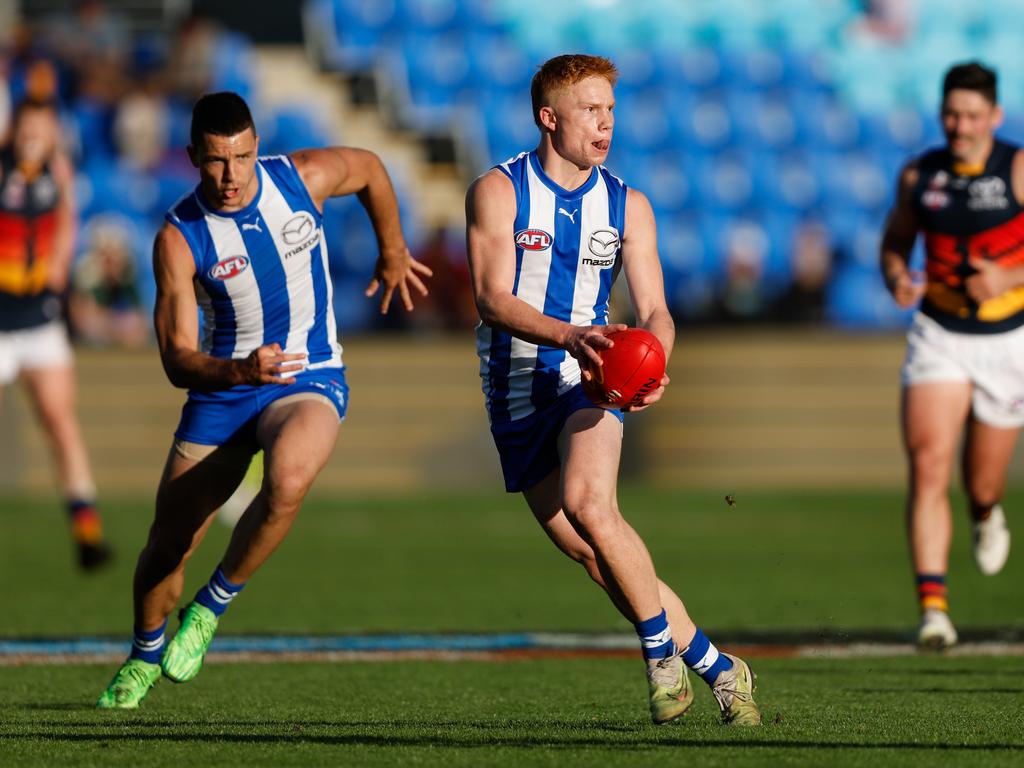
[{"x1": 2, "y1": 488, "x2": 1022, "y2": 766}]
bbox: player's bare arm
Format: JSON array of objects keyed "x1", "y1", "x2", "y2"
[
  {"x1": 466, "y1": 169, "x2": 626, "y2": 371},
  {"x1": 880, "y1": 161, "x2": 926, "y2": 307},
  {"x1": 620, "y1": 188, "x2": 674, "y2": 410},
  {"x1": 964, "y1": 148, "x2": 1024, "y2": 302},
  {"x1": 292, "y1": 146, "x2": 432, "y2": 313},
  {"x1": 152, "y1": 223, "x2": 306, "y2": 390},
  {"x1": 46, "y1": 150, "x2": 76, "y2": 293}
]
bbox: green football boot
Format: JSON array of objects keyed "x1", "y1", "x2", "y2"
[
  {"x1": 96, "y1": 659, "x2": 161, "y2": 709},
  {"x1": 162, "y1": 602, "x2": 219, "y2": 683},
  {"x1": 647, "y1": 650, "x2": 694, "y2": 724},
  {"x1": 711, "y1": 653, "x2": 762, "y2": 726}
]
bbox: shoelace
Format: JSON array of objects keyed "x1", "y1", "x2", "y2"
[
  {"x1": 120, "y1": 663, "x2": 154, "y2": 691},
  {"x1": 712, "y1": 667, "x2": 752, "y2": 711},
  {"x1": 648, "y1": 650, "x2": 683, "y2": 688},
  {"x1": 181, "y1": 611, "x2": 217, "y2": 653}
]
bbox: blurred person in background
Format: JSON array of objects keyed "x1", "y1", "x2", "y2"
[
  {"x1": 0, "y1": 98, "x2": 112, "y2": 569},
  {"x1": 413, "y1": 225, "x2": 477, "y2": 330},
  {"x1": 68, "y1": 216, "x2": 147, "y2": 347},
  {"x1": 770, "y1": 219, "x2": 833, "y2": 324},
  {"x1": 467, "y1": 54, "x2": 760, "y2": 726},
  {"x1": 96, "y1": 91, "x2": 431, "y2": 709},
  {"x1": 708, "y1": 221, "x2": 770, "y2": 324},
  {"x1": 881, "y1": 61, "x2": 1022, "y2": 649}
]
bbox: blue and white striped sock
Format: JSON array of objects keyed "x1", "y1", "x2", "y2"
[
  {"x1": 681, "y1": 627, "x2": 734, "y2": 685},
  {"x1": 194, "y1": 565, "x2": 246, "y2": 618},
  {"x1": 129, "y1": 621, "x2": 167, "y2": 664},
  {"x1": 635, "y1": 609, "x2": 675, "y2": 661}
]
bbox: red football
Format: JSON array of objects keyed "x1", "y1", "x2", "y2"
[{"x1": 581, "y1": 328, "x2": 666, "y2": 409}]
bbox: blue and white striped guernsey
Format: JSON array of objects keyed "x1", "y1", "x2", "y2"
[
  {"x1": 165, "y1": 156, "x2": 342, "y2": 381},
  {"x1": 476, "y1": 150, "x2": 627, "y2": 424}
]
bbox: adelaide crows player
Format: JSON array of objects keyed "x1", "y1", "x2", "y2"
[{"x1": 882, "y1": 61, "x2": 1021, "y2": 648}]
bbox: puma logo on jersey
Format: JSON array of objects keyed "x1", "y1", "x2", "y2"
[
  {"x1": 558, "y1": 207, "x2": 577, "y2": 223},
  {"x1": 241, "y1": 219, "x2": 262, "y2": 233}
]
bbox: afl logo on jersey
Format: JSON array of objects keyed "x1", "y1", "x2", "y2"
[
  {"x1": 515, "y1": 229, "x2": 552, "y2": 251},
  {"x1": 282, "y1": 212, "x2": 316, "y2": 245},
  {"x1": 208, "y1": 255, "x2": 250, "y2": 280}
]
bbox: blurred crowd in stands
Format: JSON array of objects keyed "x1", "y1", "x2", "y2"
[{"x1": 6, "y1": 0, "x2": 1020, "y2": 337}]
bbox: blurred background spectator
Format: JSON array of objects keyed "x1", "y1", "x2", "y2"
[{"x1": 68, "y1": 214, "x2": 148, "y2": 348}]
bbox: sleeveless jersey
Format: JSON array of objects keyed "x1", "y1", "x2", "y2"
[
  {"x1": 476, "y1": 150, "x2": 627, "y2": 424},
  {"x1": 166, "y1": 156, "x2": 342, "y2": 387},
  {"x1": 0, "y1": 149, "x2": 63, "y2": 331},
  {"x1": 912, "y1": 139, "x2": 1024, "y2": 333}
]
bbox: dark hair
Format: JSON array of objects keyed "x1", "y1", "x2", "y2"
[
  {"x1": 12, "y1": 98, "x2": 57, "y2": 124},
  {"x1": 190, "y1": 91, "x2": 255, "y2": 148},
  {"x1": 531, "y1": 54, "x2": 619, "y2": 128},
  {"x1": 942, "y1": 61, "x2": 997, "y2": 104}
]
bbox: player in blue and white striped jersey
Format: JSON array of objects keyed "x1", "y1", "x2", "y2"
[
  {"x1": 467, "y1": 55, "x2": 760, "y2": 726},
  {"x1": 97, "y1": 92, "x2": 431, "y2": 709}
]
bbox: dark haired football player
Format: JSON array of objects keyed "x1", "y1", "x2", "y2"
[
  {"x1": 881, "y1": 61, "x2": 1020, "y2": 648},
  {"x1": 97, "y1": 92, "x2": 431, "y2": 707}
]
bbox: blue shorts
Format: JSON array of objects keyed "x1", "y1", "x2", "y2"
[
  {"x1": 489, "y1": 385, "x2": 623, "y2": 493},
  {"x1": 175, "y1": 367, "x2": 349, "y2": 446}
]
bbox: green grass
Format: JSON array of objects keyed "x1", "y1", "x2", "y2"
[
  {"x1": 2, "y1": 657, "x2": 1023, "y2": 767},
  {"x1": 2, "y1": 489, "x2": 1022, "y2": 765},
  {"x1": 2, "y1": 488, "x2": 1021, "y2": 636}
]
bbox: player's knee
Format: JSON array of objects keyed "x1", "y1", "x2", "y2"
[
  {"x1": 264, "y1": 469, "x2": 311, "y2": 514},
  {"x1": 965, "y1": 476, "x2": 1002, "y2": 509},
  {"x1": 907, "y1": 447, "x2": 953, "y2": 491},
  {"x1": 142, "y1": 526, "x2": 191, "y2": 571},
  {"x1": 564, "y1": 501, "x2": 622, "y2": 548}
]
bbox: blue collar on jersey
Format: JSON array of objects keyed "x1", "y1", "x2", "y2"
[
  {"x1": 528, "y1": 150, "x2": 599, "y2": 200},
  {"x1": 193, "y1": 162, "x2": 264, "y2": 220}
]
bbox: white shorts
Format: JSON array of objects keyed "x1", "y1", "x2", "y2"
[
  {"x1": 0, "y1": 320, "x2": 74, "y2": 386},
  {"x1": 901, "y1": 312, "x2": 1024, "y2": 428}
]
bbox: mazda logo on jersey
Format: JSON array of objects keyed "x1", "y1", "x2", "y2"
[
  {"x1": 583, "y1": 228, "x2": 620, "y2": 268},
  {"x1": 515, "y1": 229, "x2": 552, "y2": 251},
  {"x1": 282, "y1": 212, "x2": 316, "y2": 245},
  {"x1": 967, "y1": 176, "x2": 1009, "y2": 211},
  {"x1": 208, "y1": 255, "x2": 250, "y2": 280}
]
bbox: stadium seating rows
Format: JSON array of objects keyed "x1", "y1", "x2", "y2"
[{"x1": 309, "y1": 0, "x2": 1024, "y2": 328}]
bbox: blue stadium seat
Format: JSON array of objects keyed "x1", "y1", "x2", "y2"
[
  {"x1": 826, "y1": 263, "x2": 912, "y2": 329},
  {"x1": 318, "y1": 0, "x2": 399, "y2": 70},
  {"x1": 614, "y1": 90, "x2": 673, "y2": 154},
  {"x1": 730, "y1": 91, "x2": 798, "y2": 152},
  {"x1": 464, "y1": 30, "x2": 531, "y2": 91},
  {"x1": 395, "y1": 0, "x2": 458, "y2": 33},
  {"x1": 676, "y1": 96, "x2": 734, "y2": 152},
  {"x1": 626, "y1": 151, "x2": 694, "y2": 214},
  {"x1": 690, "y1": 152, "x2": 754, "y2": 214}
]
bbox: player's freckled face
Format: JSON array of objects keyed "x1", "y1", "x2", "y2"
[
  {"x1": 190, "y1": 128, "x2": 260, "y2": 212},
  {"x1": 941, "y1": 89, "x2": 1002, "y2": 166},
  {"x1": 547, "y1": 76, "x2": 615, "y2": 169}
]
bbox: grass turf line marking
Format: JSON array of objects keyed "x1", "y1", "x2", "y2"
[{"x1": 2, "y1": 632, "x2": 1023, "y2": 665}]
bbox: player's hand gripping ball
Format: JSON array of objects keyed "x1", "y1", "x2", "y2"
[{"x1": 581, "y1": 328, "x2": 666, "y2": 409}]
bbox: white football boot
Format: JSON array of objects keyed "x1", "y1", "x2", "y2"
[
  {"x1": 917, "y1": 608, "x2": 958, "y2": 650},
  {"x1": 972, "y1": 505, "x2": 1010, "y2": 576}
]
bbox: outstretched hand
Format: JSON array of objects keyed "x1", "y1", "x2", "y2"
[
  {"x1": 238, "y1": 343, "x2": 307, "y2": 385},
  {"x1": 564, "y1": 323, "x2": 628, "y2": 376},
  {"x1": 365, "y1": 245, "x2": 433, "y2": 313}
]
